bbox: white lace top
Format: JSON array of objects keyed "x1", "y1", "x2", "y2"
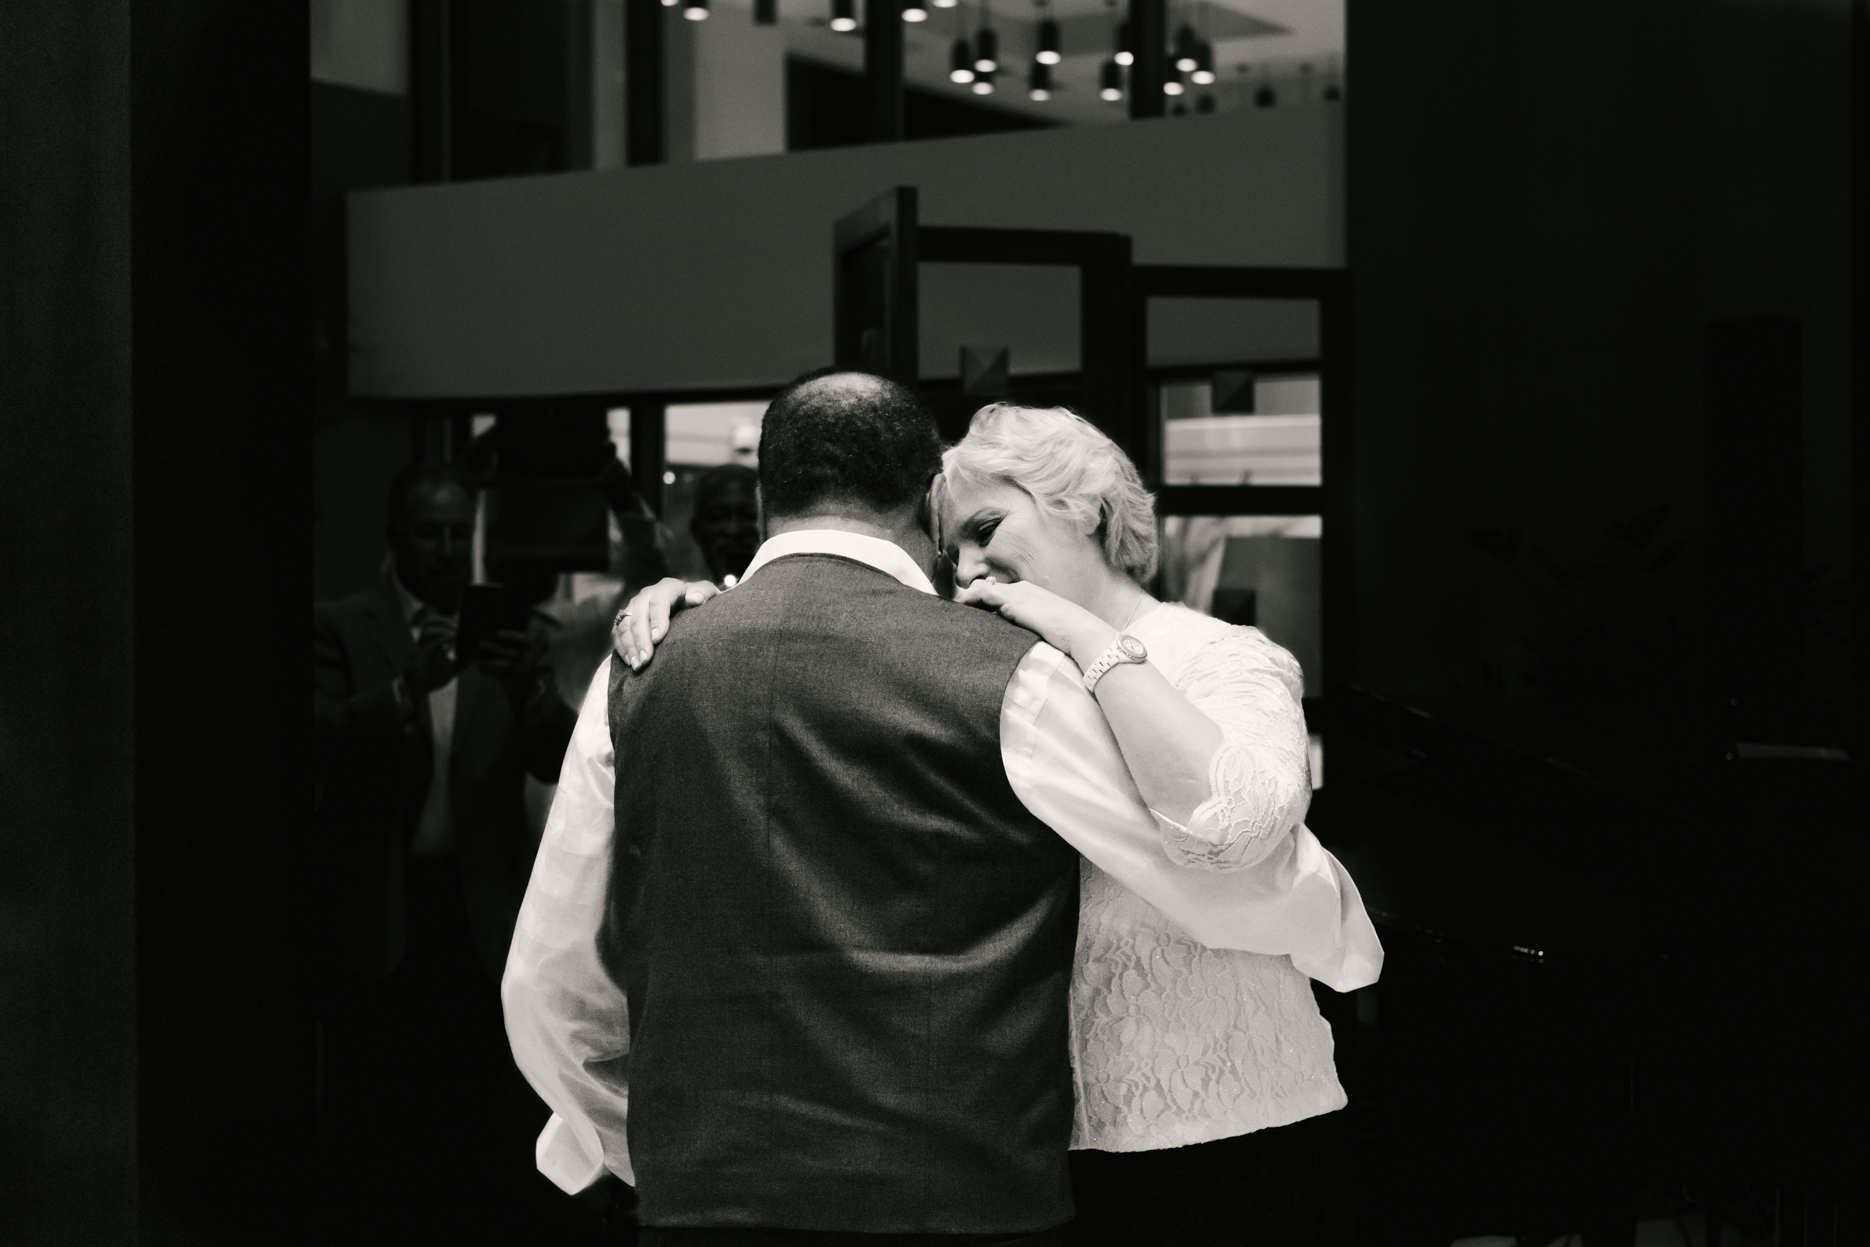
[{"x1": 1070, "y1": 602, "x2": 1347, "y2": 1152}]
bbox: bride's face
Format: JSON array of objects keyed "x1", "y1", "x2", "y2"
[{"x1": 941, "y1": 474, "x2": 1105, "y2": 605}]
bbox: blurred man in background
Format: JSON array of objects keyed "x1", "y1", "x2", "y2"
[
  {"x1": 312, "y1": 462, "x2": 578, "y2": 1242},
  {"x1": 687, "y1": 463, "x2": 760, "y2": 587}
]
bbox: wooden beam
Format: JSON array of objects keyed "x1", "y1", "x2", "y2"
[
  {"x1": 1127, "y1": 0, "x2": 1164, "y2": 119},
  {"x1": 864, "y1": 0, "x2": 905, "y2": 142},
  {"x1": 626, "y1": 0, "x2": 665, "y2": 164}
]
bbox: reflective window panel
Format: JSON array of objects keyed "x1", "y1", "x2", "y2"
[
  {"x1": 660, "y1": 400, "x2": 769, "y2": 582},
  {"x1": 605, "y1": 407, "x2": 630, "y2": 465},
  {"x1": 666, "y1": 400, "x2": 767, "y2": 470},
  {"x1": 1146, "y1": 297, "x2": 1321, "y2": 486},
  {"x1": 1145, "y1": 297, "x2": 1319, "y2": 369},
  {"x1": 1160, "y1": 373, "x2": 1320, "y2": 486},
  {"x1": 1159, "y1": 514, "x2": 1321, "y2": 695},
  {"x1": 1159, "y1": 513, "x2": 1324, "y2": 788}
]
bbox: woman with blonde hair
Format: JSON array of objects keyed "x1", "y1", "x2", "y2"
[{"x1": 615, "y1": 399, "x2": 1379, "y2": 1246}]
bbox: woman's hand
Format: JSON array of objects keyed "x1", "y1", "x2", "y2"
[
  {"x1": 614, "y1": 577, "x2": 719, "y2": 670},
  {"x1": 952, "y1": 578, "x2": 1117, "y2": 665}
]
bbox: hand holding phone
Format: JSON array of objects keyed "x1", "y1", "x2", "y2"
[{"x1": 456, "y1": 584, "x2": 531, "y2": 665}]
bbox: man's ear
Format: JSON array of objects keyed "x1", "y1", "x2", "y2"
[{"x1": 923, "y1": 474, "x2": 945, "y2": 548}]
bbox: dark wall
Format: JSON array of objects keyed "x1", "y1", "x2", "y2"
[
  {"x1": 454, "y1": 0, "x2": 573, "y2": 180},
  {"x1": 132, "y1": 3, "x2": 312, "y2": 1241},
  {"x1": 1347, "y1": 0, "x2": 1855, "y2": 746},
  {"x1": 0, "y1": 0, "x2": 136, "y2": 1240},
  {"x1": 4, "y1": 1, "x2": 311, "y2": 1241}
]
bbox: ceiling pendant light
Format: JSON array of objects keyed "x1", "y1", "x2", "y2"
[
  {"x1": 1036, "y1": 12, "x2": 1061, "y2": 65},
  {"x1": 1099, "y1": 57, "x2": 1123, "y2": 101},
  {"x1": 1113, "y1": 18, "x2": 1132, "y2": 66},
  {"x1": 1173, "y1": 23, "x2": 1198, "y2": 72},
  {"x1": 684, "y1": 0, "x2": 709, "y2": 20},
  {"x1": 1190, "y1": 39, "x2": 1214, "y2": 85},
  {"x1": 661, "y1": 0, "x2": 678, "y2": 8},
  {"x1": 972, "y1": 68, "x2": 995, "y2": 94},
  {"x1": 1028, "y1": 59, "x2": 1052, "y2": 99},
  {"x1": 903, "y1": 2, "x2": 929, "y2": 21},
  {"x1": 830, "y1": 0, "x2": 857, "y2": 32},
  {"x1": 974, "y1": 25, "x2": 998, "y2": 72},
  {"x1": 933, "y1": 0, "x2": 959, "y2": 8},
  {"x1": 950, "y1": 36, "x2": 977, "y2": 82},
  {"x1": 754, "y1": 0, "x2": 777, "y2": 21},
  {"x1": 1163, "y1": 71, "x2": 1184, "y2": 96}
]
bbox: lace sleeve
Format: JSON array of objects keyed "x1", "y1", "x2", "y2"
[{"x1": 1151, "y1": 628, "x2": 1312, "y2": 872}]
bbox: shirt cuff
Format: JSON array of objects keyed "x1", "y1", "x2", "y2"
[{"x1": 535, "y1": 1112, "x2": 609, "y2": 1194}]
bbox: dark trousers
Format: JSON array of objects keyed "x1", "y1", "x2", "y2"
[
  {"x1": 639, "y1": 1231, "x2": 1063, "y2": 1247},
  {"x1": 1064, "y1": 1111, "x2": 1353, "y2": 1247},
  {"x1": 318, "y1": 858, "x2": 567, "y2": 1244}
]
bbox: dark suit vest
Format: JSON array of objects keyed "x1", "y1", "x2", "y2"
[{"x1": 602, "y1": 554, "x2": 1079, "y2": 1234}]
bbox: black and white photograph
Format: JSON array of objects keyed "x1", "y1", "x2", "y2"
[{"x1": 0, "y1": 0, "x2": 1860, "y2": 1243}]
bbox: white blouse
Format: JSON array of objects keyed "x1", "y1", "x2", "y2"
[
  {"x1": 1069, "y1": 602, "x2": 1350, "y2": 1152},
  {"x1": 503, "y1": 539, "x2": 1381, "y2": 1193}
]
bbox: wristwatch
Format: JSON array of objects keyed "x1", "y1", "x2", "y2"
[{"x1": 1081, "y1": 634, "x2": 1148, "y2": 693}]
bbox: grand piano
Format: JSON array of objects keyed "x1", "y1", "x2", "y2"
[
  {"x1": 819, "y1": 187, "x2": 1857, "y2": 1246},
  {"x1": 1309, "y1": 680, "x2": 1856, "y2": 1247}
]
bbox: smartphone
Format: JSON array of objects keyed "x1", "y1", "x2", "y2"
[{"x1": 456, "y1": 584, "x2": 532, "y2": 662}]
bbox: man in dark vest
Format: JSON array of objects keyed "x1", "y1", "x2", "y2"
[{"x1": 503, "y1": 371, "x2": 1222, "y2": 1244}]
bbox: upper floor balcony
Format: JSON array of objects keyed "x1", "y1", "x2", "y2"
[{"x1": 312, "y1": 0, "x2": 1343, "y2": 176}]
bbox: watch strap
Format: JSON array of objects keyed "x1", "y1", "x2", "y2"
[{"x1": 1082, "y1": 635, "x2": 1146, "y2": 693}]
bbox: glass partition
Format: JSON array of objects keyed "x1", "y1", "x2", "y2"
[
  {"x1": 1145, "y1": 296, "x2": 1323, "y2": 489},
  {"x1": 1160, "y1": 372, "x2": 1320, "y2": 486},
  {"x1": 661, "y1": 400, "x2": 768, "y2": 582},
  {"x1": 1145, "y1": 296, "x2": 1318, "y2": 368},
  {"x1": 918, "y1": 264, "x2": 1081, "y2": 381},
  {"x1": 1160, "y1": 513, "x2": 1322, "y2": 786}
]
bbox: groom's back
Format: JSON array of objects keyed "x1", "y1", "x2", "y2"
[{"x1": 604, "y1": 553, "x2": 1078, "y2": 1235}]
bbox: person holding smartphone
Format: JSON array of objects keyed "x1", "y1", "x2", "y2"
[{"x1": 312, "y1": 462, "x2": 582, "y2": 1244}]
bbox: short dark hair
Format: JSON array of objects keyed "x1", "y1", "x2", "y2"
[
  {"x1": 386, "y1": 462, "x2": 477, "y2": 520},
  {"x1": 757, "y1": 370, "x2": 942, "y2": 517}
]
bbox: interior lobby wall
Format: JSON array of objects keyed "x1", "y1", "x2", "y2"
[
  {"x1": 1348, "y1": 0, "x2": 1854, "y2": 717},
  {"x1": 346, "y1": 103, "x2": 1344, "y2": 396}
]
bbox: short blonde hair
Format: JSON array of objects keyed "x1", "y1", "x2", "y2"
[{"x1": 943, "y1": 403, "x2": 1159, "y2": 583}]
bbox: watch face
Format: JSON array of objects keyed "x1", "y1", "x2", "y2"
[{"x1": 1118, "y1": 635, "x2": 1148, "y2": 661}]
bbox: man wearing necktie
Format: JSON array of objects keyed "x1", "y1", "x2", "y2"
[{"x1": 313, "y1": 462, "x2": 576, "y2": 1242}]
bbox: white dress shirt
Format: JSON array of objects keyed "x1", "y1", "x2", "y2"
[
  {"x1": 502, "y1": 529, "x2": 1380, "y2": 1193},
  {"x1": 390, "y1": 570, "x2": 458, "y2": 857}
]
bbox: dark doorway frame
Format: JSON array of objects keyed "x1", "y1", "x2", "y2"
[
  {"x1": 832, "y1": 186, "x2": 1135, "y2": 440},
  {"x1": 1129, "y1": 264, "x2": 1352, "y2": 737}
]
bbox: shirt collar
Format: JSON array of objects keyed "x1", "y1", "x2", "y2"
[
  {"x1": 740, "y1": 529, "x2": 936, "y2": 596},
  {"x1": 386, "y1": 563, "x2": 457, "y2": 626}
]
